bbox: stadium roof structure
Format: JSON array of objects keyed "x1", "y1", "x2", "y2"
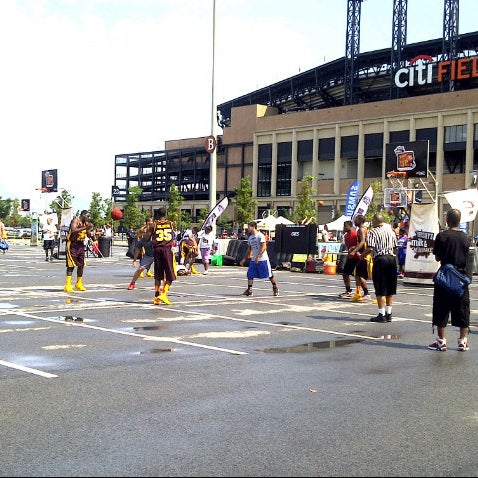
[{"x1": 217, "y1": 31, "x2": 478, "y2": 127}]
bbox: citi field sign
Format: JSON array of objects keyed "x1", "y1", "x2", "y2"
[{"x1": 394, "y1": 54, "x2": 478, "y2": 88}]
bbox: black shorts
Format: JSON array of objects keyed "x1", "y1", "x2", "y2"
[
  {"x1": 43, "y1": 239, "x2": 55, "y2": 250},
  {"x1": 372, "y1": 255, "x2": 397, "y2": 296},
  {"x1": 343, "y1": 256, "x2": 359, "y2": 276},
  {"x1": 355, "y1": 258, "x2": 369, "y2": 280},
  {"x1": 432, "y1": 286, "x2": 470, "y2": 328}
]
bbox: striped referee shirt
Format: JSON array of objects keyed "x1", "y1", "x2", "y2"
[{"x1": 366, "y1": 224, "x2": 397, "y2": 257}]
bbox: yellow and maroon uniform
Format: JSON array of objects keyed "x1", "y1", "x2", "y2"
[{"x1": 152, "y1": 219, "x2": 176, "y2": 283}]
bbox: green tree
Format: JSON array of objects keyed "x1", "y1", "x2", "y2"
[
  {"x1": 123, "y1": 186, "x2": 147, "y2": 230},
  {"x1": 196, "y1": 208, "x2": 209, "y2": 225},
  {"x1": 293, "y1": 175, "x2": 317, "y2": 224},
  {"x1": 0, "y1": 197, "x2": 13, "y2": 222},
  {"x1": 217, "y1": 210, "x2": 233, "y2": 232},
  {"x1": 7, "y1": 199, "x2": 23, "y2": 227},
  {"x1": 167, "y1": 183, "x2": 184, "y2": 229},
  {"x1": 234, "y1": 177, "x2": 257, "y2": 228},
  {"x1": 180, "y1": 210, "x2": 192, "y2": 231},
  {"x1": 365, "y1": 180, "x2": 394, "y2": 224},
  {"x1": 89, "y1": 192, "x2": 108, "y2": 228}
]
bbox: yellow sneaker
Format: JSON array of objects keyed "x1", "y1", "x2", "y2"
[
  {"x1": 153, "y1": 296, "x2": 161, "y2": 305},
  {"x1": 147, "y1": 270, "x2": 154, "y2": 277},
  {"x1": 75, "y1": 282, "x2": 87, "y2": 291},
  {"x1": 158, "y1": 293, "x2": 172, "y2": 305},
  {"x1": 190, "y1": 266, "x2": 201, "y2": 275},
  {"x1": 351, "y1": 293, "x2": 363, "y2": 302},
  {"x1": 140, "y1": 271, "x2": 145, "y2": 278},
  {"x1": 64, "y1": 284, "x2": 75, "y2": 293}
]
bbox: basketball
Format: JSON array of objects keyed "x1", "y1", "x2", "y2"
[
  {"x1": 317, "y1": 200, "x2": 324, "y2": 206},
  {"x1": 110, "y1": 208, "x2": 123, "y2": 220}
]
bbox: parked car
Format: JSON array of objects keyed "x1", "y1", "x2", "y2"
[{"x1": 6, "y1": 228, "x2": 31, "y2": 238}]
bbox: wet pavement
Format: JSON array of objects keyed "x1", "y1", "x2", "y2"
[{"x1": 0, "y1": 241, "x2": 477, "y2": 476}]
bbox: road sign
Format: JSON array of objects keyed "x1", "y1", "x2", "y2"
[{"x1": 204, "y1": 135, "x2": 217, "y2": 153}]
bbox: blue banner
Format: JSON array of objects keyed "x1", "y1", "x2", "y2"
[{"x1": 345, "y1": 180, "x2": 359, "y2": 218}]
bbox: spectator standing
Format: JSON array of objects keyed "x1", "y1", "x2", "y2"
[
  {"x1": 42, "y1": 217, "x2": 58, "y2": 261},
  {"x1": 428, "y1": 208, "x2": 471, "y2": 352},
  {"x1": 397, "y1": 227, "x2": 408, "y2": 278},
  {"x1": 239, "y1": 221, "x2": 279, "y2": 297},
  {"x1": 102, "y1": 223, "x2": 112, "y2": 238},
  {"x1": 363, "y1": 213, "x2": 398, "y2": 322},
  {"x1": 126, "y1": 225, "x2": 136, "y2": 247},
  {"x1": 198, "y1": 225, "x2": 217, "y2": 275},
  {"x1": 0, "y1": 217, "x2": 6, "y2": 240}
]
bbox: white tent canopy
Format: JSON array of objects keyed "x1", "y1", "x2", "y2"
[
  {"x1": 255, "y1": 215, "x2": 294, "y2": 230},
  {"x1": 322, "y1": 214, "x2": 350, "y2": 231}
]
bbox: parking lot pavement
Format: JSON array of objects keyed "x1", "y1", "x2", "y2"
[{"x1": 0, "y1": 242, "x2": 477, "y2": 476}]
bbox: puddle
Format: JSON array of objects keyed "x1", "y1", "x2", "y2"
[
  {"x1": 0, "y1": 303, "x2": 18, "y2": 309},
  {"x1": 133, "y1": 326, "x2": 166, "y2": 331},
  {"x1": 140, "y1": 348, "x2": 175, "y2": 354},
  {"x1": 258, "y1": 338, "x2": 366, "y2": 353},
  {"x1": 259, "y1": 335, "x2": 398, "y2": 353}
]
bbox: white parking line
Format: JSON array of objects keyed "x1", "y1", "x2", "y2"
[
  {"x1": 0, "y1": 359, "x2": 58, "y2": 378},
  {"x1": 8, "y1": 311, "x2": 248, "y2": 355}
]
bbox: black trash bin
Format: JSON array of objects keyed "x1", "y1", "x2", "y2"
[
  {"x1": 98, "y1": 236, "x2": 111, "y2": 258},
  {"x1": 466, "y1": 246, "x2": 477, "y2": 279}
]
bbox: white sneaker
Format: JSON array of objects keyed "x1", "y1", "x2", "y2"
[
  {"x1": 202, "y1": 271, "x2": 208, "y2": 275},
  {"x1": 458, "y1": 337, "x2": 469, "y2": 352}
]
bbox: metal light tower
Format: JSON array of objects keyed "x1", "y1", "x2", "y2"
[{"x1": 343, "y1": 0, "x2": 363, "y2": 105}]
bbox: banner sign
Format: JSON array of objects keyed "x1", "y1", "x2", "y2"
[
  {"x1": 403, "y1": 203, "x2": 440, "y2": 284},
  {"x1": 41, "y1": 169, "x2": 58, "y2": 192},
  {"x1": 21, "y1": 199, "x2": 30, "y2": 211},
  {"x1": 351, "y1": 185, "x2": 374, "y2": 223},
  {"x1": 385, "y1": 140, "x2": 429, "y2": 178},
  {"x1": 345, "y1": 180, "x2": 359, "y2": 218},
  {"x1": 201, "y1": 196, "x2": 229, "y2": 230},
  {"x1": 443, "y1": 188, "x2": 478, "y2": 224}
]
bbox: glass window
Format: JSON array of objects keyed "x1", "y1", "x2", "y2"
[
  {"x1": 258, "y1": 144, "x2": 272, "y2": 164},
  {"x1": 445, "y1": 125, "x2": 467, "y2": 143},
  {"x1": 257, "y1": 164, "x2": 271, "y2": 197},
  {"x1": 277, "y1": 142, "x2": 292, "y2": 163},
  {"x1": 319, "y1": 137, "x2": 335, "y2": 160},
  {"x1": 298, "y1": 140, "x2": 313, "y2": 162},
  {"x1": 341, "y1": 135, "x2": 358, "y2": 159},
  {"x1": 364, "y1": 133, "x2": 383, "y2": 158},
  {"x1": 276, "y1": 162, "x2": 291, "y2": 196},
  {"x1": 389, "y1": 130, "x2": 409, "y2": 143}
]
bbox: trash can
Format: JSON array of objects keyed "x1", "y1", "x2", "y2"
[
  {"x1": 98, "y1": 236, "x2": 111, "y2": 258},
  {"x1": 466, "y1": 246, "x2": 478, "y2": 278}
]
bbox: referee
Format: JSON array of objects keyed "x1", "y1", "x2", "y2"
[{"x1": 363, "y1": 213, "x2": 398, "y2": 322}]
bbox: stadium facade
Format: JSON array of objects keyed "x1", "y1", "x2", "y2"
[{"x1": 114, "y1": 27, "x2": 478, "y2": 229}]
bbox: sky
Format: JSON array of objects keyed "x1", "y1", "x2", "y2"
[{"x1": 0, "y1": 0, "x2": 476, "y2": 214}]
